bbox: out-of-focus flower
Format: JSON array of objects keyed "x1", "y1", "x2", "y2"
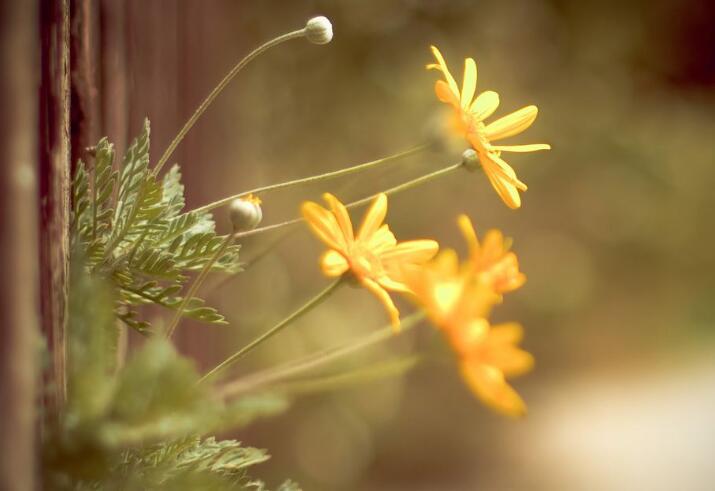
[
  {"x1": 427, "y1": 46, "x2": 550, "y2": 209},
  {"x1": 229, "y1": 194, "x2": 263, "y2": 231},
  {"x1": 458, "y1": 214, "x2": 526, "y2": 295},
  {"x1": 402, "y1": 249, "x2": 496, "y2": 331},
  {"x1": 402, "y1": 221, "x2": 532, "y2": 417},
  {"x1": 452, "y1": 322, "x2": 534, "y2": 417},
  {"x1": 301, "y1": 193, "x2": 438, "y2": 329}
]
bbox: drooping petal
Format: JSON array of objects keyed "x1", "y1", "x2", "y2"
[
  {"x1": 461, "y1": 58, "x2": 477, "y2": 109},
  {"x1": 457, "y1": 214, "x2": 480, "y2": 252},
  {"x1": 320, "y1": 250, "x2": 349, "y2": 277},
  {"x1": 470, "y1": 90, "x2": 500, "y2": 121},
  {"x1": 459, "y1": 361, "x2": 527, "y2": 417},
  {"x1": 491, "y1": 143, "x2": 551, "y2": 152},
  {"x1": 323, "y1": 193, "x2": 354, "y2": 243},
  {"x1": 488, "y1": 153, "x2": 528, "y2": 191},
  {"x1": 376, "y1": 275, "x2": 411, "y2": 294},
  {"x1": 481, "y1": 161, "x2": 521, "y2": 209},
  {"x1": 361, "y1": 276, "x2": 401, "y2": 330},
  {"x1": 428, "y1": 45, "x2": 460, "y2": 101},
  {"x1": 357, "y1": 193, "x2": 388, "y2": 241},
  {"x1": 484, "y1": 105, "x2": 539, "y2": 141},
  {"x1": 301, "y1": 201, "x2": 346, "y2": 251}
]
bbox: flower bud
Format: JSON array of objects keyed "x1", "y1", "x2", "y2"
[
  {"x1": 229, "y1": 194, "x2": 263, "y2": 232},
  {"x1": 305, "y1": 16, "x2": 333, "y2": 45},
  {"x1": 461, "y1": 148, "x2": 480, "y2": 171}
]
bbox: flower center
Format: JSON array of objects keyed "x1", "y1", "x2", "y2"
[{"x1": 347, "y1": 242, "x2": 384, "y2": 279}]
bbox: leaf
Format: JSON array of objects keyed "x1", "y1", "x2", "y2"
[
  {"x1": 71, "y1": 159, "x2": 91, "y2": 244},
  {"x1": 161, "y1": 164, "x2": 186, "y2": 218},
  {"x1": 91, "y1": 137, "x2": 118, "y2": 240},
  {"x1": 66, "y1": 255, "x2": 118, "y2": 421},
  {"x1": 99, "y1": 338, "x2": 218, "y2": 447}
]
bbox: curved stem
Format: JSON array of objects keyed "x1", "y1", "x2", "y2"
[
  {"x1": 217, "y1": 310, "x2": 425, "y2": 399},
  {"x1": 231, "y1": 160, "x2": 464, "y2": 241},
  {"x1": 191, "y1": 144, "x2": 430, "y2": 215},
  {"x1": 199, "y1": 277, "x2": 344, "y2": 384},
  {"x1": 165, "y1": 233, "x2": 234, "y2": 339},
  {"x1": 154, "y1": 28, "x2": 306, "y2": 175}
]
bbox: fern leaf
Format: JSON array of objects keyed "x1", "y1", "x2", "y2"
[
  {"x1": 91, "y1": 137, "x2": 118, "y2": 239},
  {"x1": 71, "y1": 159, "x2": 91, "y2": 244}
]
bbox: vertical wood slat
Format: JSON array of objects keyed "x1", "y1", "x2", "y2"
[
  {"x1": 39, "y1": 0, "x2": 71, "y2": 415},
  {"x1": 0, "y1": 1, "x2": 40, "y2": 489}
]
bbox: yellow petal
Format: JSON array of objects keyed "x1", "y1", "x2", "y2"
[
  {"x1": 435, "y1": 81, "x2": 459, "y2": 107},
  {"x1": 489, "y1": 347, "x2": 534, "y2": 378},
  {"x1": 320, "y1": 250, "x2": 349, "y2": 277},
  {"x1": 460, "y1": 362, "x2": 527, "y2": 418},
  {"x1": 380, "y1": 240, "x2": 439, "y2": 264},
  {"x1": 428, "y1": 45, "x2": 460, "y2": 101},
  {"x1": 484, "y1": 168, "x2": 521, "y2": 210},
  {"x1": 489, "y1": 153, "x2": 527, "y2": 191},
  {"x1": 491, "y1": 143, "x2": 551, "y2": 152},
  {"x1": 367, "y1": 224, "x2": 397, "y2": 253},
  {"x1": 376, "y1": 275, "x2": 411, "y2": 294},
  {"x1": 323, "y1": 193, "x2": 354, "y2": 243},
  {"x1": 484, "y1": 105, "x2": 539, "y2": 141},
  {"x1": 470, "y1": 90, "x2": 500, "y2": 121},
  {"x1": 457, "y1": 214, "x2": 479, "y2": 252},
  {"x1": 489, "y1": 323, "x2": 524, "y2": 344},
  {"x1": 357, "y1": 193, "x2": 388, "y2": 241},
  {"x1": 461, "y1": 58, "x2": 477, "y2": 109},
  {"x1": 301, "y1": 201, "x2": 346, "y2": 251},
  {"x1": 361, "y1": 276, "x2": 401, "y2": 331}
]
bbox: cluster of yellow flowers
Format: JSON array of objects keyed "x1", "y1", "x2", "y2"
[{"x1": 297, "y1": 44, "x2": 546, "y2": 418}]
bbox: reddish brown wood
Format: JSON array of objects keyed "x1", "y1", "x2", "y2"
[{"x1": 39, "y1": 0, "x2": 71, "y2": 414}]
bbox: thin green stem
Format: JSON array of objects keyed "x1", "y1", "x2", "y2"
[
  {"x1": 270, "y1": 355, "x2": 422, "y2": 396},
  {"x1": 191, "y1": 144, "x2": 430, "y2": 215},
  {"x1": 217, "y1": 310, "x2": 425, "y2": 399},
  {"x1": 230, "y1": 160, "x2": 463, "y2": 241},
  {"x1": 165, "y1": 233, "x2": 235, "y2": 339},
  {"x1": 154, "y1": 28, "x2": 306, "y2": 175},
  {"x1": 199, "y1": 277, "x2": 344, "y2": 384}
]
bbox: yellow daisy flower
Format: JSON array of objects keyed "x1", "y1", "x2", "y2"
[
  {"x1": 451, "y1": 322, "x2": 534, "y2": 418},
  {"x1": 427, "y1": 45, "x2": 550, "y2": 209},
  {"x1": 301, "y1": 193, "x2": 438, "y2": 330},
  {"x1": 402, "y1": 243, "x2": 532, "y2": 417},
  {"x1": 457, "y1": 214, "x2": 526, "y2": 295}
]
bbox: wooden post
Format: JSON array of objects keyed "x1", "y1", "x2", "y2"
[
  {"x1": 39, "y1": 0, "x2": 71, "y2": 414},
  {"x1": 0, "y1": 1, "x2": 40, "y2": 489}
]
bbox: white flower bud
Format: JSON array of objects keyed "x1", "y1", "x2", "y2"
[
  {"x1": 305, "y1": 16, "x2": 333, "y2": 45},
  {"x1": 229, "y1": 195, "x2": 263, "y2": 232},
  {"x1": 462, "y1": 148, "x2": 480, "y2": 171}
]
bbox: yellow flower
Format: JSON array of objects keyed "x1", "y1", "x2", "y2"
[
  {"x1": 402, "y1": 241, "x2": 532, "y2": 418},
  {"x1": 451, "y1": 322, "x2": 534, "y2": 418},
  {"x1": 427, "y1": 45, "x2": 550, "y2": 209},
  {"x1": 457, "y1": 214, "x2": 526, "y2": 295},
  {"x1": 402, "y1": 249, "x2": 496, "y2": 331},
  {"x1": 301, "y1": 193, "x2": 438, "y2": 329}
]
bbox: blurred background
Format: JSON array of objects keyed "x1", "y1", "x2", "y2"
[{"x1": 106, "y1": 0, "x2": 715, "y2": 489}]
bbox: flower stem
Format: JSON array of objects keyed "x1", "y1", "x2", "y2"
[
  {"x1": 230, "y1": 160, "x2": 463, "y2": 241},
  {"x1": 268, "y1": 354, "x2": 422, "y2": 396},
  {"x1": 199, "y1": 277, "x2": 344, "y2": 384},
  {"x1": 154, "y1": 28, "x2": 306, "y2": 175},
  {"x1": 216, "y1": 310, "x2": 425, "y2": 398},
  {"x1": 165, "y1": 233, "x2": 235, "y2": 339},
  {"x1": 191, "y1": 144, "x2": 430, "y2": 215}
]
